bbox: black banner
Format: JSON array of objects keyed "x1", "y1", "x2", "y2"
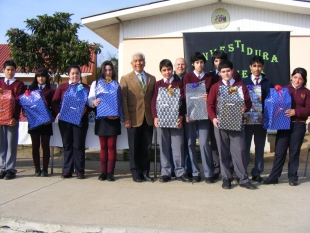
[{"x1": 183, "y1": 32, "x2": 290, "y2": 86}]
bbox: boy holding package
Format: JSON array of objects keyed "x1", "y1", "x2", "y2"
[
  {"x1": 242, "y1": 56, "x2": 274, "y2": 183},
  {"x1": 151, "y1": 59, "x2": 190, "y2": 182},
  {"x1": 0, "y1": 60, "x2": 25, "y2": 180},
  {"x1": 207, "y1": 60, "x2": 256, "y2": 190}
]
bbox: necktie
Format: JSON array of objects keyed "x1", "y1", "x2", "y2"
[
  {"x1": 255, "y1": 78, "x2": 259, "y2": 85},
  {"x1": 40, "y1": 85, "x2": 43, "y2": 90},
  {"x1": 226, "y1": 81, "x2": 230, "y2": 86},
  {"x1": 137, "y1": 73, "x2": 146, "y2": 93},
  {"x1": 6, "y1": 80, "x2": 9, "y2": 86}
]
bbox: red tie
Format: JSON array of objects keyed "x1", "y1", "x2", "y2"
[
  {"x1": 255, "y1": 78, "x2": 259, "y2": 85},
  {"x1": 226, "y1": 81, "x2": 230, "y2": 86},
  {"x1": 6, "y1": 80, "x2": 9, "y2": 86}
]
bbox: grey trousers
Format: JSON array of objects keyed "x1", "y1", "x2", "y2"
[
  {"x1": 0, "y1": 123, "x2": 19, "y2": 173},
  {"x1": 245, "y1": 125, "x2": 267, "y2": 176},
  {"x1": 158, "y1": 127, "x2": 185, "y2": 177},
  {"x1": 214, "y1": 127, "x2": 249, "y2": 184},
  {"x1": 185, "y1": 120, "x2": 213, "y2": 178}
]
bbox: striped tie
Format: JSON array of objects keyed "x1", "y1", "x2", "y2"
[{"x1": 137, "y1": 73, "x2": 146, "y2": 93}]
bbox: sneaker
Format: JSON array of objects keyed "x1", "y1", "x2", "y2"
[
  {"x1": 98, "y1": 173, "x2": 107, "y2": 181},
  {"x1": 41, "y1": 170, "x2": 48, "y2": 177},
  {"x1": 35, "y1": 168, "x2": 42, "y2": 177},
  {"x1": 4, "y1": 171, "x2": 16, "y2": 180},
  {"x1": 107, "y1": 173, "x2": 115, "y2": 182}
]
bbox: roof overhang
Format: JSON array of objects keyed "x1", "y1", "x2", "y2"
[
  {"x1": 0, "y1": 73, "x2": 92, "y2": 78},
  {"x1": 81, "y1": 0, "x2": 310, "y2": 48}
]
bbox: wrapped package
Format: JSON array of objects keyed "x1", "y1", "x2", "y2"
[
  {"x1": 95, "y1": 78, "x2": 123, "y2": 119},
  {"x1": 156, "y1": 86, "x2": 181, "y2": 128},
  {"x1": 186, "y1": 81, "x2": 208, "y2": 121},
  {"x1": 58, "y1": 84, "x2": 89, "y2": 126},
  {"x1": 0, "y1": 88, "x2": 15, "y2": 125},
  {"x1": 244, "y1": 85, "x2": 263, "y2": 125},
  {"x1": 263, "y1": 85, "x2": 291, "y2": 130},
  {"x1": 20, "y1": 90, "x2": 54, "y2": 130},
  {"x1": 217, "y1": 85, "x2": 244, "y2": 131}
]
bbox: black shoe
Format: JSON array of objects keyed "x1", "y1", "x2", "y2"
[
  {"x1": 0, "y1": 171, "x2": 6, "y2": 179},
  {"x1": 4, "y1": 171, "x2": 16, "y2": 180},
  {"x1": 187, "y1": 173, "x2": 193, "y2": 178},
  {"x1": 61, "y1": 173, "x2": 72, "y2": 178},
  {"x1": 171, "y1": 172, "x2": 176, "y2": 177},
  {"x1": 289, "y1": 181, "x2": 298, "y2": 186},
  {"x1": 176, "y1": 174, "x2": 191, "y2": 182},
  {"x1": 205, "y1": 177, "x2": 215, "y2": 183},
  {"x1": 35, "y1": 168, "x2": 42, "y2": 177},
  {"x1": 252, "y1": 175, "x2": 263, "y2": 183},
  {"x1": 142, "y1": 173, "x2": 154, "y2": 182},
  {"x1": 133, "y1": 178, "x2": 143, "y2": 183},
  {"x1": 98, "y1": 173, "x2": 107, "y2": 181},
  {"x1": 107, "y1": 173, "x2": 115, "y2": 182},
  {"x1": 76, "y1": 174, "x2": 85, "y2": 179},
  {"x1": 240, "y1": 182, "x2": 257, "y2": 190},
  {"x1": 159, "y1": 175, "x2": 171, "y2": 183},
  {"x1": 263, "y1": 178, "x2": 278, "y2": 185},
  {"x1": 212, "y1": 173, "x2": 220, "y2": 180},
  {"x1": 41, "y1": 170, "x2": 48, "y2": 177},
  {"x1": 192, "y1": 176, "x2": 201, "y2": 183},
  {"x1": 222, "y1": 179, "x2": 231, "y2": 189}
]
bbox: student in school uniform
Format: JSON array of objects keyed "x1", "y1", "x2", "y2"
[
  {"x1": 88, "y1": 61, "x2": 121, "y2": 182},
  {"x1": 151, "y1": 59, "x2": 191, "y2": 183},
  {"x1": 183, "y1": 52, "x2": 214, "y2": 183},
  {"x1": 52, "y1": 65, "x2": 90, "y2": 179},
  {"x1": 0, "y1": 60, "x2": 26, "y2": 180},
  {"x1": 28, "y1": 68, "x2": 55, "y2": 177},
  {"x1": 208, "y1": 50, "x2": 241, "y2": 179},
  {"x1": 264, "y1": 67, "x2": 310, "y2": 186},
  {"x1": 207, "y1": 60, "x2": 257, "y2": 190},
  {"x1": 242, "y1": 56, "x2": 274, "y2": 183}
]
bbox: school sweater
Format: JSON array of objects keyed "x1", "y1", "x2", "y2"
[
  {"x1": 209, "y1": 69, "x2": 241, "y2": 85},
  {"x1": 242, "y1": 73, "x2": 274, "y2": 112},
  {"x1": 285, "y1": 84, "x2": 310, "y2": 122},
  {"x1": 0, "y1": 79, "x2": 26, "y2": 120},
  {"x1": 51, "y1": 82, "x2": 90, "y2": 119},
  {"x1": 151, "y1": 79, "x2": 185, "y2": 118},
  {"x1": 207, "y1": 80, "x2": 252, "y2": 122}
]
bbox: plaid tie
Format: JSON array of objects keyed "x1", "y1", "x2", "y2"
[
  {"x1": 226, "y1": 81, "x2": 230, "y2": 86},
  {"x1": 6, "y1": 80, "x2": 9, "y2": 86},
  {"x1": 137, "y1": 73, "x2": 146, "y2": 93}
]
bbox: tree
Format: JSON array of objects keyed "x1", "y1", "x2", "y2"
[{"x1": 6, "y1": 12, "x2": 102, "y2": 83}]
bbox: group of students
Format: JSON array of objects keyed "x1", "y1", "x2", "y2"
[{"x1": 0, "y1": 50, "x2": 309, "y2": 190}]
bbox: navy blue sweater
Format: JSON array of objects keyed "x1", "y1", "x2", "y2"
[{"x1": 242, "y1": 74, "x2": 274, "y2": 112}]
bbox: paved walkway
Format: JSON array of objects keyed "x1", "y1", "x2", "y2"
[{"x1": 1, "y1": 151, "x2": 310, "y2": 233}]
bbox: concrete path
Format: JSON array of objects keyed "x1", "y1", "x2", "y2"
[{"x1": 1, "y1": 156, "x2": 310, "y2": 233}]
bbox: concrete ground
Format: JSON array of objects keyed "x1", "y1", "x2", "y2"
[{"x1": 1, "y1": 140, "x2": 310, "y2": 233}]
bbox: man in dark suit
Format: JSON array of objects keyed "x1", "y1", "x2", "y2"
[{"x1": 120, "y1": 52, "x2": 156, "y2": 182}]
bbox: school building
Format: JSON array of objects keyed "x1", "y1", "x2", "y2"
[{"x1": 81, "y1": 0, "x2": 310, "y2": 88}]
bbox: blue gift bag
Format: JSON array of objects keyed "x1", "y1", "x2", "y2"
[
  {"x1": 20, "y1": 90, "x2": 54, "y2": 130},
  {"x1": 95, "y1": 79, "x2": 123, "y2": 119},
  {"x1": 58, "y1": 84, "x2": 89, "y2": 126},
  {"x1": 263, "y1": 86, "x2": 291, "y2": 130},
  {"x1": 244, "y1": 85, "x2": 263, "y2": 125}
]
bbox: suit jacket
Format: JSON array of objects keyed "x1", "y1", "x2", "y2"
[{"x1": 120, "y1": 70, "x2": 156, "y2": 127}]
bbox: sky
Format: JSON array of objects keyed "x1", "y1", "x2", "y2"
[{"x1": 0, "y1": 0, "x2": 153, "y2": 59}]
